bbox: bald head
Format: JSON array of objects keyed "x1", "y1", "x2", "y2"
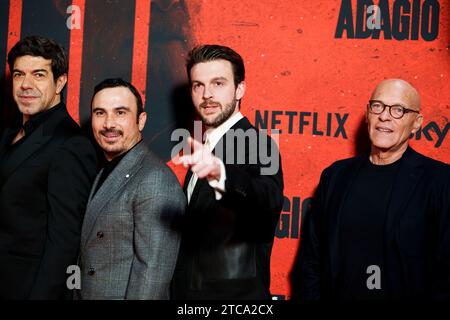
[
  {"x1": 367, "y1": 78, "x2": 424, "y2": 164},
  {"x1": 370, "y1": 79, "x2": 421, "y2": 111}
]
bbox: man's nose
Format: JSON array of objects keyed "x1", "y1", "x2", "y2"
[
  {"x1": 202, "y1": 85, "x2": 213, "y2": 100},
  {"x1": 378, "y1": 107, "x2": 392, "y2": 121},
  {"x1": 103, "y1": 114, "x2": 116, "y2": 129},
  {"x1": 20, "y1": 74, "x2": 34, "y2": 89}
]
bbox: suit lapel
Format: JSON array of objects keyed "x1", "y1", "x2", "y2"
[
  {"x1": 81, "y1": 142, "x2": 148, "y2": 248},
  {"x1": 328, "y1": 155, "x2": 366, "y2": 285},
  {"x1": 87, "y1": 169, "x2": 104, "y2": 203},
  {"x1": 186, "y1": 117, "x2": 251, "y2": 208},
  {"x1": 0, "y1": 105, "x2": 68, "y2": 185},
  {"x1": 183, "y1": 170, "x2": 193, "y2": 194},
  {"x1": 0, "y1": 127, "x2": 19, "y2": 185},
  {"x1": 384, "y1": 148, "x2": 424, "y2": 238},
  {"x1": 0, "y1": 125, "x2": 54, "y2": 193},
  {"x1": 7, "y1": 125, "x2": 51, "y2": 167},
  {"x1": 187, "y1": 177, "x2": 207, "y2": 208},
  {"x1": 0, "y1": 126, "x2": 17, "y2": 153}
]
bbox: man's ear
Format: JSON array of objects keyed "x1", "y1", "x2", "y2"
[
  {"x1": 138, "y1": 111, "x2": 147, "y2": 131},
  {"x1": 55, "y1": 74, "x2": 68, "y2": 95},
  {"x1": 236, "y1": 81, "x2": 246, "y2": 101},
  {"x1": 411, "y1": 113, "x2": 423, "y2": 134}
]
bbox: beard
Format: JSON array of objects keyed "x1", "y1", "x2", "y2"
[{"x1": 198, "y1": 98, "x2": 237, "y2": 128}]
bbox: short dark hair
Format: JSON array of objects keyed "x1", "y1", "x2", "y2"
[
  {"x1": 186, "y1": 44, "x2": 245, "y2": 86},
  {"x1": 92, "y1": 78, "x2": 144, "y2": 118},
  {"x1": 7, "y1": 35, "x2": 68, "y2": 82}
]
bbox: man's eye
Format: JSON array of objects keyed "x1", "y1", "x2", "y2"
[
  {"x1": 371, "y1": 103, "x2": 383, "y2": 109},
  {"x1": 13, "y1": 73, "x2": 23, "y2": 78},
  {"x1": 214, "y1": 81, "x2": 224, "y2": 86},
  {"x1": 392, "y1": 106, "x2": 404, "y2": 113},
  {"x1": 117, "y1": 110, "x2": 126, "y2": 115},
  {"x1": 94, "y1": 111, "x2": 104, "y2": 116},
  {"x1": 35, "y1": 73, "x2": 45, "y2": 78}
]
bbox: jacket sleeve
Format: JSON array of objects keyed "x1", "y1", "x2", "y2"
[
  {"x1": 296, "y1": 166, "x2": 330, "y2": 301},
  {"x1": 125, "y1": 166, "x2": 186, "y2": 300},
  {"x1": 29, "y1": 136, "x2": 97, "y2": 299},
  {"x1": 433, "y1": 167, "x2": 450, "y2": 300}
]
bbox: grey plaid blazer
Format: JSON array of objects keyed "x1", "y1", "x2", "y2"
[{"x1": 77, "y1": 142, "x2": 185, "y2": 300}]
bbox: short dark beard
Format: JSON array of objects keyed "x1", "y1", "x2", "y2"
[{"x1": 199, "y1": 98, "x2": 237, "y2": 128}]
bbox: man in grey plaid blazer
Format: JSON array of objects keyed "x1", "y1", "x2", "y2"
[{"x1": 76, "y1": 78, "x2": 185, "y2": 300}]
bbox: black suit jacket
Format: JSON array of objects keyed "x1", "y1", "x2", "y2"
[
  {"x1": 296, "y1": 147, "x2": 450, "y2": 300},
  {"x1": 171, "y1": 117, "x2": 284, "y2": 299},
  {"x1": 0, "y1": 105, "x2": 97, "y2": 299}
]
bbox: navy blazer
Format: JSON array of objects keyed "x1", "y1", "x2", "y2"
[{"x1": 296, "y1": 147, "x2": 450, "y2": 300}]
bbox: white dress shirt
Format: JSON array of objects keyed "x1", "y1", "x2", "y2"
[{"x1": 187, "y1": 111, "x2": 244, "y2": 203}]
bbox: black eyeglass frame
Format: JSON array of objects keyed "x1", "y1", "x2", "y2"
[{"x1": 367, "y1": 100, "x2": 419, "y2": 119}]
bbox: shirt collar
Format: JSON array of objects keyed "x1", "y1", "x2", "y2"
[
  {"x1": 22, "y1": 102, "x2": 64, "y2": 136},
  {"x1": 103, "y1": 139, "x2": 143, "y2": 168},
  {"x1": 205, "y1": 111, "x2": 243, "y2": 150}
]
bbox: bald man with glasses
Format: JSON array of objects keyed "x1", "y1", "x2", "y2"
[{"x1": 296, "y1": 79, "x2": 450, "y2": 301}]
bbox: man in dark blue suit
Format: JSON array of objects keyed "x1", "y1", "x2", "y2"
[{"x1": 297, "y1": 79, "x2": 450, "y2": 300}]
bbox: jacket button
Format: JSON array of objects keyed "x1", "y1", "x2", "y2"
[
  {"x1": 88, "y1": 268, "x2": 95, "y2": 276},
  {"x1": 97, "y1": 231, "x2": 104, "y2": 239}
]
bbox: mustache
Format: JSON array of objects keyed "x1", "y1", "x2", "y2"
[
  {"x1": 200, "y1": 100, "x2": 222, "y2": 109},
  {"x1": 18, "y1": 90, "x2": 39, "y2": 96},
  {"x1": 100, "y1": 129, "x2": 123, "y2": 136}
]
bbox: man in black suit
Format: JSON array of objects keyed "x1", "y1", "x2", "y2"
[
  {"x1": 0, "y1": 36, "x2": 97, "y2": 299},
  {"x1": 296, "y1": 79, "x2": 450, "y2": 300},
  {"x1": 171, "y1": 44, "x2": 284, "y2": 299}
]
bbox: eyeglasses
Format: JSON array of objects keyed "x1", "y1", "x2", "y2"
[{"x1": 367, "y1": 100, "x2": 419, "y2": 119}]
